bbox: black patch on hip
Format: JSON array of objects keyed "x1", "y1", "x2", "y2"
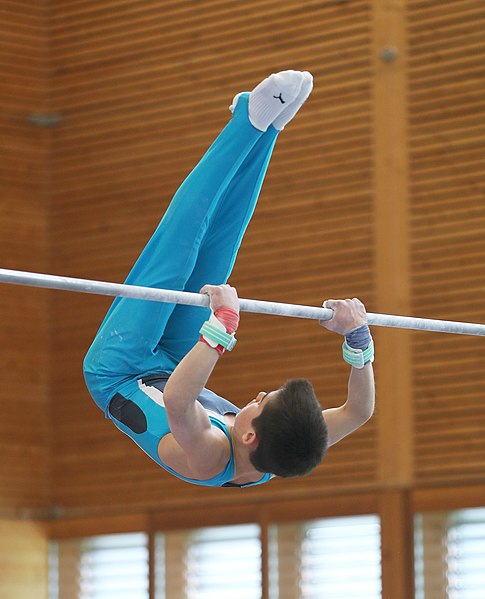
[{"x1": 109, "y1": 393, "x2": 147, "y2": 434}]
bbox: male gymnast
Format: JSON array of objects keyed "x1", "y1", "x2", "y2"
[{"x1": 83, "y1": 70, "x2": 375, "y2": 488}]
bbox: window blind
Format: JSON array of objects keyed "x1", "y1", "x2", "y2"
[
  {"x1": 299, "y1": 515, "x2": 382, "y2": 599},
  {"x1": 415, "y1": 507, "x2": 485, "y2": 599},
  {"x1": 269, "y1": 515, "x2": 381, "y2": 599},
  {"x1": 51, "y1": 532, "x2": 149, "y2": 599},
  {"x1": 51, "y1": 517, "x2": 385, "y2": 599},
  {"x1": 185, "y1": 524, "x2": 262, "y2": 599}
]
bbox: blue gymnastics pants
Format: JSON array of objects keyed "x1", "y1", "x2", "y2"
[{"x1": 83, "y1": 94, "x2": 280, "y2": 413}]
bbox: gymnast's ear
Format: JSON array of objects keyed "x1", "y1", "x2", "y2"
[{"x1": 241, "y1": 429, "x2": 259, "y2": 448}]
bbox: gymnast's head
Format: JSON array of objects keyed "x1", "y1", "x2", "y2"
[{"x1": 236, "y1": 379, "x2": 328, "y2": 478}]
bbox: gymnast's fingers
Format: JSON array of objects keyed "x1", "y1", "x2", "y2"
[{"x1": 323, "y1": 299, "x2": 339, "y2": 310}]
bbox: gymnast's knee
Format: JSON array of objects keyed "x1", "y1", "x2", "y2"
[
  {"x1": 82, "y1": 349, "x2": 114, "y2": 414},
  {"x1": 83, "y1": 335, "x2": 101, "y2": 374}
]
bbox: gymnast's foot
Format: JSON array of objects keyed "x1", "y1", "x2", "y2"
[
  {"x1": 272, "y1": 71, "x2": 313, "y2": 130},
  {"x1": 229, "y1": 70, "x2": 307, "y2": 132}
]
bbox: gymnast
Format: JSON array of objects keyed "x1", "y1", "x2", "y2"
[{"x1": 83, "y1": 70, "x2": 375, "y2": 488}]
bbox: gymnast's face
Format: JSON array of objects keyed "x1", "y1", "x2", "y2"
[{"x1": 235, "y1": 391, "x2": 278, "y2": 433}]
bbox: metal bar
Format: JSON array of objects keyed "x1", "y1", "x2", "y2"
[{"x1": 1, "y1": 267, "x2": 484, "y2": 337}]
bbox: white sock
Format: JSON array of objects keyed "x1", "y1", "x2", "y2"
[
  {"x1": 247, "y1": 70, "x2": 304, "y2": 131},
  {"x1": 272, "y1": 71, "x2": 313, "y2": 130},
  {"x1": 229, "y1": 92, "x2": 248, "y2": 114}
]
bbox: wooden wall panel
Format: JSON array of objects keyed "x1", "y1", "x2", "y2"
[
  {"x1": 0, "y1": 2, "x2": 483, "y2": 598},
  {"x1": 48, "y1": 0, "x2": 376, "y2": 513},
  {"x1": 1, "y1": 0, "x2": 482, "y2": 525},
  {"x1": 408, "y1": 0, "x2": 485, "y2": 483},
  {"x1": 0, "y1": 1, "x2": 50, "y2": 512},
  {"x1": 371, "y1": 0, "x2": 413, "y2": 496},
  {"x1": 0, "y1": 2, "x2": 51, "y2": 591}
]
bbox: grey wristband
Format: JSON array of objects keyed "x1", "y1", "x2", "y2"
[{"x1": 345, "y1": 324, "x2": 371, "y2": 350}]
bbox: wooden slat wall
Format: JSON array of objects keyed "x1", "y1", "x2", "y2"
[
  {"x1": 46, "y1": 0, "x2": 485, "y2": 517},
  {"x1": 49, "y1": 0, "x2": 377, "y2": 513},
  {"x1": 0, "y1": 3, "x2": 50, "y2": 598},
  {"x1": 408, "y1": 0, "x2": 485, "y2": 482},
  {"x1": 0, "y1": 1, "x2": 483, "y2": 598},
  {"x1": 1, "y1": 0, "x2": 484, "y2": 563},
  {"x1": 0, "y1": 1, "x2": 50, "y2": 512}
]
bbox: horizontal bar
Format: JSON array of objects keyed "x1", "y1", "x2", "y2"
[{"x1": 1, "y1": 268, "x2": 485, "y2": 337}]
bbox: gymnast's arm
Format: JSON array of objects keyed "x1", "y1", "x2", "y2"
[
  {"x1": 162, "y1": 285, "x2": 239, "y2": 477},
  {"x1": 322, "y1": 362, "x2": 375, "y2": 447},
  {"x1": 162, "y1": 342, "x2": 229, "y2": 475},
  {"x1": 319, "y1": 298, "x2": 376, "y2": 447}
]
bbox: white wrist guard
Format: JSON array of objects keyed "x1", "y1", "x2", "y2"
[
  {"x1": 199, "y1": 312, "x2": 237, "y2": 351},
  {"x1": 342, "y1": 338, "x2": 374, "y2": 369}
]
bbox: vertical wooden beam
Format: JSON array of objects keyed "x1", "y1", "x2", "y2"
[
  {"x1": 0, "y1": 521, "x2": 49, "y2": 599},
  {"x1": 148, "y1": 516, "x2": 156, "y2": 599},
  {"x1": 260, "y1": 509, "x2": 269, "y2": 599},
  {"x1": 371, "y1": 0, "x2": 414, "y2": 486},
  {"x1": 379, "y1": 490, "x2": 415, "y2": 599},
  {"x1": 164, "y1": 531, "x2": 187, "y2": 599},
  {"x1": 275, "y1": 523, "x2": 302, "y2": 599},
  {"x1": 418, "y1": 513, "x2": 448, "y2": 599}
]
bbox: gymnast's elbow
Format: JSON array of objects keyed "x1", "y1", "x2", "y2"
[
  {"x1": 361, "y1": 403, "x2": 375, "y2": 426},
  {"x1": 162, "y1": 382, "x2": 188, "y2": 416},
  {"x1": 358, "y1": 394, "x2": 375, "y2": 426},
  {"x1": 345, "y1": 394, "x2": 375, "y2": 431}
]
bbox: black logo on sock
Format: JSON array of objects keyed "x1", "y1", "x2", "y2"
[{"x1": 273, "y1": 93, "x2": 286, "y2": 104}]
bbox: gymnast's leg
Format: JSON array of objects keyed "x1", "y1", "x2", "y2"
[
  {"x1": 83, "y1": 71, "x2": 306, "y2": 409},
  {"x1": 157, "y1": 119, "x2": 279, "y2": 362},
  {"x1": 159, "y1": 73, "x2": 314, "y2": 361}
]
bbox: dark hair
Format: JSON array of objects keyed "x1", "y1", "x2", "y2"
[{"x1": 249, "y1": 379, "x2": 328, "y2": 478}]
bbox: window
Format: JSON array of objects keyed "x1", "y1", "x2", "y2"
[
  {"x1": 158, "y1": 524, "x2": 262, "y2": 599},
  {"x1": 415, "y1": 507, "x2": 485, "y2": 599},
  {"x1": 270, "y1": 515, "x2": 382, "y2": 599},
  {"x1": 50, "y1": 533, "x2": 149, "y2": 599},
  {"x1": 50, "y1": 516, "x2": 382, "y2": 599}
]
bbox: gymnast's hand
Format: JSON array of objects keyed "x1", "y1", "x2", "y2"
[
  {"x1": 200, "y1": 284, "x2": 240, "y2": 313},
  {"x1": 319, "y1": 298, "x2": 368, "y2": 335}
]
